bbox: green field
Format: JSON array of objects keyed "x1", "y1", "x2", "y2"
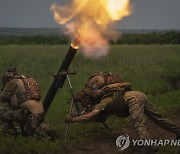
[{"x1": 0, "y1": 45, "x2": 180, "y2": 153}]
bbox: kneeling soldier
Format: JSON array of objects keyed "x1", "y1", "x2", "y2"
[{"x1": 0, "y1": 68, "x2": 58, "y2": 139}]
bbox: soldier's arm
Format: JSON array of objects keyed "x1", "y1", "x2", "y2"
[
  {"x1": 71, "y1": 110, "x2": 100, "y2": 122},
  {"x1": 0, "y1": 80, "x2": 17, "y2": 103},
  {"x1": 69, "y1": 76, "x2": 106, "y2": 122}
]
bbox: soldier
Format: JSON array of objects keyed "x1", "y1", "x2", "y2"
[
  {"x1": 0, "y1": 68, "x2": 59, "y2": 139},
  {"x1": 66, "y1": 72, "x2": 180, "y2": 151}
]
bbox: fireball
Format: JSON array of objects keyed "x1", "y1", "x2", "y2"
[{"x1": 51, "y1": 0, "x2": 132, "y2": 59}]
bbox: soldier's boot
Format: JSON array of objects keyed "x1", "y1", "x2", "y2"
[
  {"x1": 34, "y1": 123, "x2": 59, "y2": 140},
  {"x1": 2, "y1": 121, "x2": 18, "y2": 136}
]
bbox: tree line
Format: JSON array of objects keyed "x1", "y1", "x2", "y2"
[{"x1": 0, "y1": 31, "x2": 180, "y2": 45}]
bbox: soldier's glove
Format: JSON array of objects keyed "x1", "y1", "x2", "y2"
[{"x1": 65, "y1": 116, "x2": 73, "y2": 123}]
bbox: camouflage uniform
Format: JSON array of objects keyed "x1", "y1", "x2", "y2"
[
  {"x1": 0, "y1": 75, "x2": 54, "y2": 137},
  {"x1": 82, "y1": 73, "x2": 180, "y2": 140}
]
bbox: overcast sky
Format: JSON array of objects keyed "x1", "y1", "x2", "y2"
[{"x1": 0, "y1": 0, "x2": 179, "y2": 29}]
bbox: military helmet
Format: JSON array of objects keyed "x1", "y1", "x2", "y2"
[
  {"x1": 112, "y1": 73, "x2": 123, "y2": 83},
  {"x1": 2, "y1": 68, "x2": 18, "y2": 86}
]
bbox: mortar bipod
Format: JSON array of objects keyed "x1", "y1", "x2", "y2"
[{"x1": 63, "y1": 70, "x2": 79, "y2": 141}]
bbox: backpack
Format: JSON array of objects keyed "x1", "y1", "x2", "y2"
[{"x1": 22, "y1": 77, "x2": 42, "y2": 101}]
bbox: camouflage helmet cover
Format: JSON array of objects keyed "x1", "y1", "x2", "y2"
[
  {"x1": 112, "y1": 73, "x2": 123, "y2": 83},
  {"x1": 2, "y1": 68, "x2": 17, "y2": 86}
]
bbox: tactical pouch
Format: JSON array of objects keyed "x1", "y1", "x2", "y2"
[
  {"x1": 113, "y1": 90, "x2": 125, "y2": 103},
  {"x1": 112, "y1": 90, "x2": 129, "y2": 113}
]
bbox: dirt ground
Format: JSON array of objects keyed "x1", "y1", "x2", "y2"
[{"x1": 63, "y1": 109, "x2": 180, "y2": 154}]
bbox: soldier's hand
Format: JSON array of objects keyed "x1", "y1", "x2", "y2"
[{"x1": 65, "y1": 116, "x2": 73, "y2": 123}]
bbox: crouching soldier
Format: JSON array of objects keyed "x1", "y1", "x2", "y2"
[
  {"x1": 66, "y1": 72, "x2": 180, "y2": 152},
  {"x1": 0, "y1": 68, "x2": 59, "y2": 139}
]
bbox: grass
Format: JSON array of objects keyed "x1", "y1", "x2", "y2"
[{"x1": 0, "y1": 45, "x2": 179, "y2": 153}]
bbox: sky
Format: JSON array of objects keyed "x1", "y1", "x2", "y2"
[{"x1": 0, "y1": 0, "x2": 180, "y2": 29}]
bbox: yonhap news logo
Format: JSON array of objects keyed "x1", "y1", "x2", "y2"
[
  {"x1": 116, "y1": 134, "x2": 130, "y2": 151},
  {"x1": 116, "y1": 134, "x2": 180, "y2": 151}
]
